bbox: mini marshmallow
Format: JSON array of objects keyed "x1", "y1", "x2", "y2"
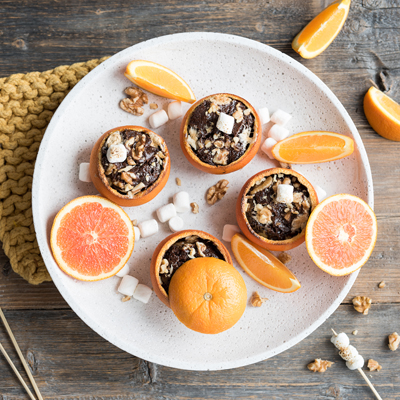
[
  {"x1": 133, "y1": 226, "x2": 141, "y2": 241},
  {"x1": 222, "y1": 224, "x2": 241, "y2": 242},
  {"x1": 339, "y1": 345, "x2": 359, "y2": 362},
  {"x1": 107, "y1": 143, "x2": 127, "y2": 163},
  {"x1": 116, "y1": 263, "x2": 130, "y2": 278},
  {"x1": 216, "y1": 112, "x2": 235, "y2": 135},
  {"x1": 79, "y1": 162, "x2": 91, "y2": 182},
  {"x1": 270, "y1": 109, "x2": 292, "y2": 126},
  {"x1": 314, "y1": 184, "x2": 327, "y2": 202},
  {"x1": 169, "y1": 216, "x2": 184, "y2": 232},
  {"x1": 133, "y1": 284, "x2": 152, "y2": 304},
  {"x1": 331, "y1": 332, "x2": 350, "y2": 350},
  {"x1": 261, "y1": 137, "x2": 277, "y2": 159},
  {"x1": 258, "y1": 107, "x2": 270, "y2": 125},
  {"x1": 268, "y1": 124, "x2": 290, "y2": 142},
  {"x1": 346, "y1": 354, "x2": 364, "y2": 370},
  {"x1": 118, "y1": 275, "x2": 139, "y2": 296},
  {"x1": 149, "y1": 109, "x2": 169, "y2": 129},
  {"x1": 276, "y1": 184, "x2": 294, "y2": 204},
  {"x1": 173, "y1": 191, "x2": 191, "y2": 213},
  {"x1": 167, "y1": 101, "x2": 182, "y2": 120},
  {"x1": 156, "y1": 203, "x2": 177, "y2": 223},
  {"x1": 138, "y1": 219, "x2": 158, "y2": 238}
]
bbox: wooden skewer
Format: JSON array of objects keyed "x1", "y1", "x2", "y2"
[
  {"x1": 331, "y1": 328, "x2": 383, "y2": 400},
  {"x1": 0, "y1": 307, "x2": 43, "y2": 400},
  {"x1": 0, "y1": 343, "x2": 37, "y2": 400}
]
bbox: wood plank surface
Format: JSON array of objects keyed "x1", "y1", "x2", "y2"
[{"x1": 1, "y1": 0, "x2": 400, "y2": 398}]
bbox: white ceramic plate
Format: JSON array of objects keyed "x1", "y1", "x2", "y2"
[{"x1": 32, "y1": 32, "x2": 373, "y2": 371}]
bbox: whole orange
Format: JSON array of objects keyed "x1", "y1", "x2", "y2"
[{"x1": 168, "y1": 258, "x2": 247, "y2": 334}]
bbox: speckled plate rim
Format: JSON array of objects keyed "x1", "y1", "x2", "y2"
[{"x1": 32, "y1": 32, "x2": 373, "y2": 371}]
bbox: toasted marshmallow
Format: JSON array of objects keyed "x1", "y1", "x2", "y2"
[
  {"x1": 216, "y1": 112, "x2": 235, "y2": 135},
  {"x1": 276, "y1": 184, "x2": 294, "y2": 204},
  {"x1": 261, "y1": 137, "x2": 277, "y2": 159},
  {"x1": 339, "y1": 345, "x2": 359, "y2": 362},
  {"x1": 346, "y1": 354, "x2": 364, "y2": 370},
  {"x1": 79, "y1": 163, "x2": 91, "y2": 182},
  {"x1": 107, "y1": 143, "x2": 127, "y2": 163},
  {"x1": 331, "y1": 332, "x2": 350, "y2": 350}
]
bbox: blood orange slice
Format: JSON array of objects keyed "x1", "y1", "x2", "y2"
[
  {"x1": 306, "y1": 194, "x2": 377, "y2": 276},
  {"x1": 50, "y1": 196, "x2": 134, "y2": 281}
]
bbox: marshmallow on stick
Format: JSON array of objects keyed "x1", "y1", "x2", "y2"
[{"x1": 331, "y1": 329, "x2": 382, "y2": 400}]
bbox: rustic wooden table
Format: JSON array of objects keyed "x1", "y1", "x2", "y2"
[{"x1": 1, "y1": 0, "x2": 399, "y2": 398}]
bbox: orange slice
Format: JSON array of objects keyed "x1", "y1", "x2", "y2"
[
  {"x1": 292, "y1": 0, "x2": 351, "y2": 59},
  {"x1": 272, "y1": 131, "x2": 354, "y2": 164},
  {"x1": 306, "y1": 194, "x2": 377, "y2": 276},
  {"x1": 363, "y1": 86, "x2": 400, "y2": 141},
  {"x1": 50, "y1": 196, "x2": 134, "y2": 281},
  {"x1": 124, "y1": 60, "x2": 196, "y2": 103},
  {"x1": 231, "y1": 234, "x2": 301, "y2": 293}
]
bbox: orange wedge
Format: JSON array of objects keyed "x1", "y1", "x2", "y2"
[
  {"x1": 292, "y1": 0, "x2": 351, "y2": 59},
  {"x1": 271, "y1": 131, "x2": 354, "y2": 164},
  {"x1": 306, "y1": 194, "x2": 377, "y2": 276},
  {"x1": 231, "y1": 234, "x2": 301, "y2": 293},
  {"x1": 363, "y1": 86, "x2": 400, "y2": 141},
  {"x1": 124, "y1": 60, "x2": 196, "y2": 103}
]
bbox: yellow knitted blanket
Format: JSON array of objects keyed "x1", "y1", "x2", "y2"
[{"x1": 0, "y1": 57, "x2": 109, "y2": 284}]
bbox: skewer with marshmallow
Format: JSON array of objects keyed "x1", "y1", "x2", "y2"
[{"x1": 331, "y1": 329, "x2": 382, "y2": 400}]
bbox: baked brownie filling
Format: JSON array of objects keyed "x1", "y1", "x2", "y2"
[
  {"x1": 186, "y1": 94, "x2": 256, "y2": 166},
  {"x1": 245, "y1": 173, "x2": 312, "y2": 241},
  {"x1": 100, "y1": 129, "x2": 166, "y2": 198},
  {"x1": 159, "y1": 235, "x2": 224, "y2": 294}
]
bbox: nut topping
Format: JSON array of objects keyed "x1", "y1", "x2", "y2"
[
  {"x1": 352, "y1": 296, "x2": 372, "y2": 315},
  {"x1": 251, "y1": 291, "x2": 268, "y2": 307},
  {"x1": 277, "y1": 252, "x2": 292, "y2": 264},
  {"x1": 367, "y1": 359, "x2": 382, "y2": 371},
  {"x1": 388, "y1": 332, "x2": 400, "y2": 351},
  {"x1": 190, "y1": 202, "x2": 199, "y2": 214},
  {"x1": 206, "y1": 179, "x2": 229, "y2": 205},
  {"x1": 120, "y1": 86, "x2": 148, "y2": 116},
  {"x1": 307, "y1": 359, "x2": 334, "y2": 372}
]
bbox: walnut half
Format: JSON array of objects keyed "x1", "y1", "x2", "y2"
[
  {"x1": 251, "y1": 291, "x2": 268, "y2": 307},
  {"x1": 352, "y1": 296, "x2": 372, "y2": 315},
  {"x1": 367, "y1": 359, "x2": 382, "y2": 371},
  {"x1": 388, "y1": 332, "x2": 400, "y2": 351},
  {"x1": 307, "y1": 359, "x2": 334, "y2": 372},
  {"x1": 206, "y1": 179, "x2": 229, "y2": 205}
]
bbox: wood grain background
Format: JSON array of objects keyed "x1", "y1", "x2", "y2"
[{"x1": 1, "y1": 0, "x2": 400, "y2": 398}]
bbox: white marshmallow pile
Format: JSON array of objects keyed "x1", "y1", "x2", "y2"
[
  {"x1": 107, "y1": 143, "x2": 127, "y2": 163},
  {"x1": 261, "y1": 137, "x2": 277, "y2": 159},
  {"x1": 216, "y1": 112, "x2": 235, "y2": 135},
  {"x1": 156, "y1": 203, "x2": 177, "y2": 223},
  {"x1": 222, "y1": 224, "x2": 241, "y2": 242},
  {"x1": 167, "y1": 101, "x2": 183, "y2": 120},
  {"x1": 169, "y1": 216, "x2": 184, "y2": 232},
  {"x1": 258, "y1": 107, "x2": 270, "y2": 125},
  {"x1": 276, "y1": 184, "x2": 294, "y2": 204},
  {"x1": 138, "y1": 219, "x2": 158, "y2": 238},
  {"x1": 117, "y1": 273, "x2": 152, "y2": 304},
  {"x1": 271, "y1": 109, "x2": 292, "y2": 126},
  {"x1": 331, "y1": 332, "x2": 365, "y2": 370},
  {"x1": 268, "y1": 124, "x2": 290, "y2": 142},
  {"x1": 173, "y1": 191, "x2": 191, "y2": 213},
  {"x1": 79, "y1": 163, "x2": 91, "y2": 182},
  {"x1": 149, "y1": 109, "x2": 169, "y2": 129}
]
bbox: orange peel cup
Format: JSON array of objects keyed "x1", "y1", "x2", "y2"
[
  {"x1": 179, "y1": 93, "x2": 262, "y2": 175},
  {"x1": 89, "y1": 125, "x2": 170, "y2": 207},
  {"x1": 150, "y1": 230, "x2": 232, "y2": 307},
  {"x1": 236, "y1": 168, "x2": 319, "y2": 251}
]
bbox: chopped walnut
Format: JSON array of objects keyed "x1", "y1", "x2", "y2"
[
  {"x1": 255, "y1": 204, "x2": 272, "y2": 224},
  {"x1": 352, "y1": 330, "x2": 358, "y2": 335},
  {"x1": 367, "y1": 359, "x2": 382, "y2": 371},
  {"x1": 149, "y1": 103, "x2": 158, "y2": 109},
  {"x1": 160, "y1": 259, "x2": 169, "y2": 275},
  {"x1": 190, "y1": 202, "x2": 199, "y2": 214},
  {"x1": 277, "y1": 252, "x2": 292, "y2": 264},
  {"x1": 213, "y1": 149, "x2": 229, "y2": 165},
  {"x1": 279, "y1": 162, "x2": 292, "y2": 169},
  {"x1": 106, "y1": 131, "x2": 122, "y2": 147},
  {"x1": 196, "y1": 242, "x2": 207, "y2": 257},
  {"x1": 251, "y1": 291, "x2": 268, "y2": 307},
  {"x1": 232, "y1": 103, "x2": 244, "y2": 123},
  {"x1": 250, "y1": 176, "x2": 273, "y2": 195},
  {"x1": 120, "y1": 98, "x2": 144, "y2": 116},
  {"x1": 132, "y1": 134, "x2": 146, "y2": 161},
  {"x1": 120, "y1": 172, "x2": 133, "y2": 185},
  {"x1": 378, "y1": 281, "x2": 386, "y2": 288},
  {"x1": 131, "y1": 219, "x2": 137, "y2": 226},
  {"x1": 352, "y1": 296, "x2": 372, "y2": 315},
  {"x1": 206, "y1": 179, "x2": 229, "y2": 205},
  {"x1": 121, "y1": 295, "x2": 131, "y2": 302},
  {"x1": 291, "y1": 213, "x2": 308, "y2": 231},
  {"x1": 307, "y1": 359, "x2": 334, "y2": 372},
  {"x1": 388, "y1": 332, "x2": 400, "y2": 351},
  {"x1": 105, "y1": 163, "x2": 117, "y2": 175},
  {"x1": 176, "y1": 177, "x2": 182, "y2": 186}
]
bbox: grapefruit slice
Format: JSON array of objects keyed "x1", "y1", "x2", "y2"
[
  {"x1": 272, "y1": 131, "x2": 354, "y2": 164},
  {"x1": 50, "y1": 196, "x2": 134, "y2": 281},
  {"x1": 124, "y1": 60, "x2": 196, "y2": 103},
  {"x1": 292, "y1": 0, "x2": 351, "y2": 59},
  {"x1": 306, "y1": 194, "x2": 377, "y2": 276},
  {"x1": 231, "y1": 234, "x2": 301, "y2": 293},
  {"x1": 363, "y1": 86, "x2": 400, "y2": 141}
]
